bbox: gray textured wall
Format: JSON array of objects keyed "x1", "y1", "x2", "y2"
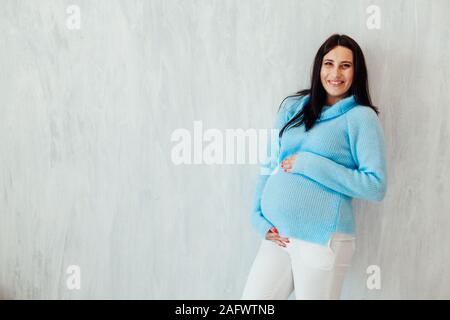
[{"x1": 1, "y1": 0, "x2": 449, "y2": 299}]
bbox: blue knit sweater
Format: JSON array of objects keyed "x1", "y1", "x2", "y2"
[{"x1": 251, "y1": 94, "x2": 387, "y2": 245}]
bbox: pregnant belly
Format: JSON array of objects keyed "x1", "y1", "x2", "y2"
[{"x1": 260, "y1": 169, "x2": 342, "y2": 226}]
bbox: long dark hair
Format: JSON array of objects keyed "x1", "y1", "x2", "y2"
[{"x1": 278, "y1": 34, "x2": 379, "y2": 139}]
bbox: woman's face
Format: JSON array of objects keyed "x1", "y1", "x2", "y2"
[{"x1": 320, "y1": 45, "x2": 354, "y2": 105}]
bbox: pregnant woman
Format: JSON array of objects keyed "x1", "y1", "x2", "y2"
[{"x1": 242, "y1": 34, "x2": 388, "y2": 300}]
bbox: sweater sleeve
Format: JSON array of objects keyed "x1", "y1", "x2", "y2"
[
  {"x1": 290, "y1": 107, "x2": 387, "y2": 201},
  {"x1": 250, "y1": 96, "x2": 301, "y2": 238}
]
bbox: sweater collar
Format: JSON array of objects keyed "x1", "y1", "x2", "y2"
[{"x1": 302, "y1": 94, "x2": 358, "y2": 121}]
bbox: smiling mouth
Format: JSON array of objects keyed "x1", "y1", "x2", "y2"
[{"x1": 328, "y1": 80, "x2": 344, "y2": 86}]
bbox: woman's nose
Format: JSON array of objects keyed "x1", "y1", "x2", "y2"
[{"x1": 331, "y1": 68, "x2": 341, "y2": 77}]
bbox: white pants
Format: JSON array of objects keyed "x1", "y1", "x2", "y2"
[{"x1": 241, "y1": 233, "x2": 356, "y2": 300}]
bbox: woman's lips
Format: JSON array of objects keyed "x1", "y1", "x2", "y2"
[{"x1": 328, "y1": 80, "x2": 344, "y2": 87}]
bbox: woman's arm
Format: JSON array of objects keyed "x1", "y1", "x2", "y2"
[{"x1": 290, "y1": 107, "x2": 387, "y2": 201}]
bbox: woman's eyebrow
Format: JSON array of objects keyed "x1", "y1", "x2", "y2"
[{"x1": 323, "y1": 59, "x2": 353, "y2": 64}]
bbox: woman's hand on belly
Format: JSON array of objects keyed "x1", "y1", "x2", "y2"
[{"x1": 281, "y1": 155, "x2": 296, "y2": 173}]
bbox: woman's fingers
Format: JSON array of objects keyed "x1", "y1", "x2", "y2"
[
  {"x1": 275, "y1": 239, "x2": 289, "y2": 247},
  {"x1": 267, "y1": 234, "x2": 290, "y2": 247},
  {"x1": 281, "y1": 156, "x2": 296, "y2": 170},
  {"x1": 270, "y1": 234, "x2": 290, "y2": 242},
  {"x1": 267, "y1": 234, "x2": 285, "y2": 246},
  {"x1": 267, "y1": 227, "x2": 290, "y2": 247}
]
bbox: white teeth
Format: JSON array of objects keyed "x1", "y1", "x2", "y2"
[{"x1": 329, "y1": 80, "x2": 344, "y2": 85}]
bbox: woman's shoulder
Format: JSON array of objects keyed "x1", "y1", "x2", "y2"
[
  {"x1": 346, "y1": 105, "x2": 378, "y2": 120},
  {"x1": 346, "y1": 105, "x2": 381, "y2": 130}
]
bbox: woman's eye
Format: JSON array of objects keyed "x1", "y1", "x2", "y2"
[{"x1": 324, "y1": 62, "x2": 351, "y2": 67}]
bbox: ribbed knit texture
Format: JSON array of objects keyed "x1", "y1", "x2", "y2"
[{"x1": 251, "y1": 94, "x2": 387, "y2": 245}]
